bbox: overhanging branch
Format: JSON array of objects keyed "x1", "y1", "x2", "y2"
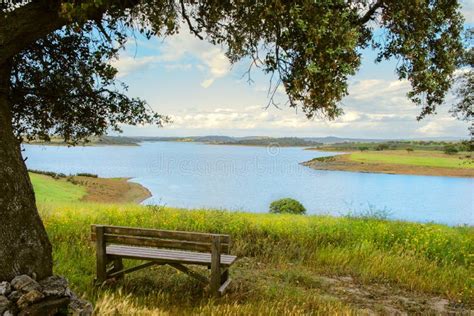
[
  {"x1": 180, "y1": 0, "x2": 203, "y2": 40},
  {"x1": 357, "y1": 0, "x2": 383, "y2": 25},
  {"x1": 0, "y1": 1, "x2": 67, "y2": 65},
  {"x1": 0, "y1": 0, "x2": 140, "y2": 66}
]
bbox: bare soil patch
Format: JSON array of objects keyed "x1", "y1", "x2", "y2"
[
  {"x1": 73, "y1": 176, "x2": 151, "y2": 203},
  {"x1": 316, "y1": 275, "x2": 472, "y2": 315}
]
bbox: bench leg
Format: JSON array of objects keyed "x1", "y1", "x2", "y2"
[
  {"x1": 210, "y1": 265, "x2": 221, "y2": 296},
  {"x1": 221, "y1": 269, "x2": 229, "y2": 285},
  {"x1": 96, "y1": 226, "x2": 107, "y2": 283},
  {"x1": 210, "y1": 236, "x2": 221, "y2": 296},
  {"x1": 110, "y1": 258, "x2": 124, "y2": 280}
]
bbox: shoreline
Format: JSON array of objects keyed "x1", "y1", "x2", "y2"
[
  {"x1": 30, "y1": 172, "x2": 151, "y2": 203},
  {"x1": 73, "y1": 175, "x2": 152, "y2": 204},
  {"x1": 25, "y1": 142, "x2": 139, "y2": 147},
  {"x1": 302, "y1": 152, "x2": 474, "y2": 178}
]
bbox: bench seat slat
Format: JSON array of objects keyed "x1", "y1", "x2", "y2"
[{"x1": 106, "y1": 245, "x2": 237, "y2": 266}]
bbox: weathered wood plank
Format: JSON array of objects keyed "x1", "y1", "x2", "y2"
[
  {"x1": 108, "y1": 261, "x2": 160, "y2": 278},
  {"x1": 106, "y1": 245, "x2": 237, "y2": 264},
  {"x1": 101, "y1": 234, "x2": 211, "y2": 252},
  {"x1": 95, "y1": 225, "x2": 107, "y2": 283},
  {"x1": 167, "y1": 263, "x2": 209, "y2": 284},
  {"x1": 91, "y1": 225, "x2": 230, "y2": 243},
  {"x1": 221, "y1": 269, "x2": 229, "y2": 284},
  {"x1": 106, "y1": 245, "x2": 237, "y2": 266},
  {"x1": 218, "y1": 278, "x2": 232, "y2": 296},
  {"x1": 210, "y1": 235, "x2": 222, "y2": 296},
  {"x1": 91, "y1": 233, "x2": 229, "y2": 253}
]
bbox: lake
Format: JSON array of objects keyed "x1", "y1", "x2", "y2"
[{"x1": 23, "y1": 142, "x2": 473, "y2": 226}]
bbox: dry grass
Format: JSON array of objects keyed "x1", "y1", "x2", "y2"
[{"x1": 74, "y1": 176, "x2": 151, "y2": 203}]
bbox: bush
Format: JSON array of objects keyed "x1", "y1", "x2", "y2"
[
  {"x1": 444, "y1": 144, "x2": 459, "y2": 155},
  {"x1": 406, "y1": 148, "x2": 414, "y2": 153},
  {"x1": 358, "y1": 146, "x2": 369, "y2": 152},
  {"x1": 28, "y1": 169, "x2": 66, "y2": 179},
  {"x1": 76, "y1": 172, "x2": 98, "y2": 178},
  {"x1": 375, "y1": 144, "x2": 389, "y2": 151},
  {"x1": 269, "y1": 198, "x2": 306, "y2": 215}
]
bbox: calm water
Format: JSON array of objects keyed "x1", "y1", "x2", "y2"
[{"x1": 23, "y1": 142, "x2": 473, "y2": 225}]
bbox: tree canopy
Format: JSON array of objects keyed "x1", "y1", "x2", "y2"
[
  {"x1": 452, "y1": 28, "x2": 473, "y2": 132},
  {"x1": 10, "y1": 23, "x2": 167, "y2": 144},
  {"x1": 1, "y1": 0, "x2": 467, "y2": 143}
]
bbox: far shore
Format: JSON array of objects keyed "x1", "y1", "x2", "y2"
[
  {"x1": 26, "y1": 141, "x2": 139, "y2": 147},
  {"x1": 302, "y1": 150, "x2": 474, "y2": 178}
]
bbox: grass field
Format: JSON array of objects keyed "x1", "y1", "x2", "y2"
[
  {"x1": 29, "y1": 172, "x2": 150, "y2": 204},
  {"x1": 304, "y1": 150, "x2": 474, "y2": 177},
  {"x1": 29, "y1": 175, "x2": 474, "y2": 314},
  {"x1": 350, "y1": 151, "x2": 474, "y2": 169},
  {"x1": 30, "y1": 173, "x2": 86, "y2": 203}
]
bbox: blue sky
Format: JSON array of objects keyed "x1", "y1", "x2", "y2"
[{"x1": 113, "y1": 2, "x2": 473, "y2": 139}]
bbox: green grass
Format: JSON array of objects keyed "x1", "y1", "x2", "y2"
[
  {"x1": 349, "y1": 151, "x2": 473, "y2": 169},
  {"x1": 29, "y1": 173, "x2": 473, "y2": 314},
  {"x1": 30, "y1": 173, "x2": 86, "y2": 203},
  {"x1": 39, "y1": 202, "x2": 474, "y2": 314}
]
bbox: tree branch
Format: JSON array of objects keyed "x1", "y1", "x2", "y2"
[
  {"x1": 0, "y1": 1, "x2": 67, "y2": 65},
  {"x1": 180, "y1": 0, "x2": 203, "y2": 40},
  {"x1": 0, "y1": 0, "x2": 139, "y2": 66},
  {"x1": 357, "y1": 0, "x2": 383, "y2": 25},
  {"x1": 95, "y1": 21, "x2": 113, "y2": 43}
]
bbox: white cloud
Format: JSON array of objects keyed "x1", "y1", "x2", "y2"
[
  {"x1": 200, "y1": 78, "x2": 215, "y2": 88},
  {"x1": 341, "y1": 111, "x2": 361, "y2": 122},
  {"x1": 111, "y1": 55, "x2": 162, "y2": 78},
  {"x1": 164, "y1": 63, "x2": 193, "y2": 71},
  {"x1": 113, "y1": 28, "x2": 230, "y2": 86},
  {"x1": 163, "y1": 32, "x2": 230, "y2": 88},
  {"x1": 416, "y1": 118, "x2": 464, "y2": 136},
  {"x1": 349, "y1": 79, "x2": 410, "y2": 103}
]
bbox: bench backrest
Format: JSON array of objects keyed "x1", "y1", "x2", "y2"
[{"x1": 91, "y1": 225, "x2": 231, "y2": 254}]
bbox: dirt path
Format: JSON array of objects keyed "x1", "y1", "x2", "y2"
[{"x1": 316, "y1": 275, "x2": 471, "y2": 315}]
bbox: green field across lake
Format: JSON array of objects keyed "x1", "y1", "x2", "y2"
[{"x1": 349, "y1": 151, "x2": 473, "y2": 169}]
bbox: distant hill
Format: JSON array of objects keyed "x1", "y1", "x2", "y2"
[
  {"x1": 26, "y1": 136, "x2": 140, "y2": 146},
  {"x1": 127, "y1": 135, "x2": 390, "y2": 146},
  {"x1": 194, "y1": 135, "x2": 236, "y2": 143},
  {"x1": 220, "y1": 137, "x2": 323, "y2": 147},
  {"x1": 29, "y1": 135, "x2": 466, "y2": 147},
  {"x1": 303, "y1": 136, "x2": 387, "y2": 144}
]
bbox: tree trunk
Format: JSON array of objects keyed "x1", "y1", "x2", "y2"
[{"x1": 0, "y1": 60, "x2": 52, "y2": 282}]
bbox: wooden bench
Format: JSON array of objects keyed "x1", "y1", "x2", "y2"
[{"x1": 91, "y1": 225, "x2": 237, "y2": 296}]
